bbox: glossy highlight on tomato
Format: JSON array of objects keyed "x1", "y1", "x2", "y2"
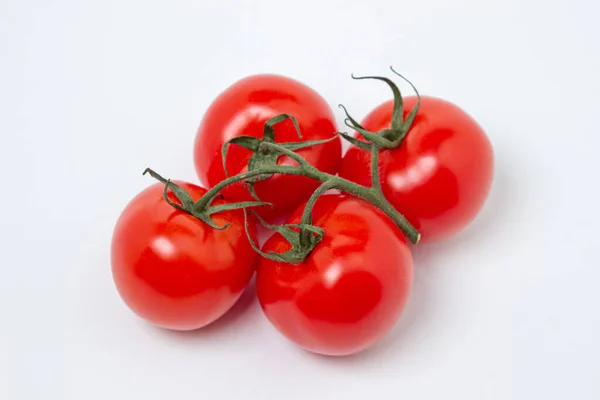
[
  {"x1": 256, "y1": 194, "x2": 413, "y2": 356},
  {"x1": 194, "y1": 74, "x2": 341, "y2": 220},
  {"x1": 111, "y1": 182, "x2": 258, "y2": 331},
  {"x1": 340, "y1": 96, "x2": 494, "y2": 242}
]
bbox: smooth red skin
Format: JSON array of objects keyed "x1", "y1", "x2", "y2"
[
  {"x1": 256, "y1": 194, "x2": 413, "y2": 356},
  {"x1": 194, "y1": 74, "x2": 341, "y2": 220},
  {"x1": 111, "y1": 182, "x2": 258, "y2": 331},
  {"x1": 340, "y1": 96, "x2": 494, "y2": 242}
]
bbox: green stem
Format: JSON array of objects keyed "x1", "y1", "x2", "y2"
[
  {"x1": 340, "y1": 67, "x2": 421, "y2": 148},
  {"x1": 361, "y1": 188, "x2": 420, "y2": 244},
  {"x1": 299, "y1": 180, "x2": 337, "y2": 247},
  {"x1": 147, "y1": 100, "x2": 423, "y2": 264},
  {"x1": 211, "y1": 141, "x2": 420, "y2": 244},
  {"x1": 193, "y1": 165, "x2": 306, "y2": 212},
  {"x1": 371, "y1": 144, "x2": 381, "y2": 192},
  {"x1": 260, "y1": 142, "x2": 322, "y2": 176}
]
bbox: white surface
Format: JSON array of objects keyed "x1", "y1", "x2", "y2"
[{"x1": 1, "y1": 0, "x2": 599, "y2": 398}]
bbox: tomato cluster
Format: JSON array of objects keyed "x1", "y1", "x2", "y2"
[{"x1": 111, "y1": 70, "x2": 493, "y2": 356}]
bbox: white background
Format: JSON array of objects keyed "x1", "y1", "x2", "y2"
[{"x1": 1, "y1": 0, "x2": 599, "y2": 398}]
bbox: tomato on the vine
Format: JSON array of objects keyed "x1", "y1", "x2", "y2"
[
  {"x1": 340, "y1": 95, "x2": 494, "y2": 242},
  {"x1": 194, "y1": 74, "x2": 341, "y2": 220},
  {"x1": 111, "y1": 182, "x2": 258, "y2": 331},
  {"x1": 256, "y1": 194, "x2": 413, "y2": 356}
]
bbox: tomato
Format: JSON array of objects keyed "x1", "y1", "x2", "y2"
[
  {"x1": 339, "y1": 96, "x2": 494, "y2": 242},
  {"x1": 256, "y1": 194, "x2": 413, "y2": 356},
  {"x1": 194, "y1": 74, "x2": 341, "y2": 220},
  {"x1": 111, "y1": 182, "x2": 258, "y2": 331}
]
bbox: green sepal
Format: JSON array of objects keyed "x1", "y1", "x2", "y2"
[
  {"x1": 143, "y1": 169, "x2": 195, "y2": 210},
  {"x1": 351, "y1": 73, "x2": 404, "y2": 130},
  {"x1": 338, "y1": 104, "x2": 398, "y2": 148},
  {"x1": 338, "y1": 104, "x2": 366, "y2": 131},
  {"x1": 221, "y1": 136, "x2": 261, "y2": 178},
  {"x1": 229, "y1": 115, "x2": 336, "y2": 198},
  {"x1": 336, "y1": 131, "x2": 371, "y2": 151},
  {"x1": 263, "y1": 114, "x2": 302, "y2": 142},
  {"x1": 207, "y1": 201, "x2": 272, "y2": 215},
  {"x1": 243, "y1": 210, "x2": 324, "y2": 265},
  {"x1": 143, "y1": 168, "x2": 270, "y2": 230},
  {"x1": 244, "y1": 181, "x2": 262, "y2": 202},
  {"x1": 345, "y1": 119, "x2": 397, "y2": 149},
  {"x1": 340, "y1": 68, "x2": 422, "y2": 147},
  {"x1": 390, "y1": 66, "x2": 421, "y2": 142},
  {"x1": 280, "y1": 135, "x2": 338, "y2": 151}
]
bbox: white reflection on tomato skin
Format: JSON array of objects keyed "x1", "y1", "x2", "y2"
[
  {"x1": 151, "y1": 236, "x2": 176, "y2": 260},
  {"x1": 387, "y1": 155, "x2": 438, "y2": 192},
  {"x1": 323, "y1": 262, "x2": 343, "y2": 289}
]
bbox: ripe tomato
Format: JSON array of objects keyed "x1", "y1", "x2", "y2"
[
  {"x1": 111, "y1": 182, "x2": 258, "y2": 331},
  {"x1": 256, "y1": 194, "x2": 413, "y2": 356},
  {"x1": 340, "y1": 96, "x2": 494, "y2": 242},
  {"x1": 194, "y1": 74, "x2": 341, "y2": 220}
]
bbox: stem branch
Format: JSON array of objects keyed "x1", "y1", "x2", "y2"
[
  {"x1": 194, "y1": 165, "x2": 306, "y2": 212},
  {"x1": 193, "y1": 151, "x2": 420, "y2": 244},
  {"x1": 371, "y1": 145, "x2": 381, "y2": 192},
  {"x1": 299, "y1": 180, "x2": 338, "y2": 247}
]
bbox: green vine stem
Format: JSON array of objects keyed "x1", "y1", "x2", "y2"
[
  {"x1": 299, "y1": 180, "x2": 337, "y2": 248},
  {"x1": 144, "y1": 71, "x2": 423, "y2": 264},
  {"x1": 146, "y1": 144, "x2": 418, "y2": 243},
  {"x1": 340, "y1": 66, "x2": 421, "y2": 149},
  {"x1": 261, "y1": 141, "x2": 419, "y2": 242},
  {"x1": 371, "y1": 143, "x2": 382, "y2": 192},
  {"x1": 143, "y1": 168, "x2": 272, "y2": 230},
  {"x1": 171, "y1": 149, "x2": 419, "y2": 245}
]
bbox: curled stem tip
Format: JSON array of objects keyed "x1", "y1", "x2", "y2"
[{"x1": 389, "y1": 66, "x2": 420, "y2": 99}]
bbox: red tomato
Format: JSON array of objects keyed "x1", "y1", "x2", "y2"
[
  {"x1": 340, "y1": 96, "x2": 494, "y2": 242},
  {"x1": 111, "y1": 182, "x2": 258, "y2": 331},
  {"x1": 194, "y1": 74, "x2": 341, "y2": 220},
  {"x1": 256, "y1": 194, "x2": 413, "y2": 356}
]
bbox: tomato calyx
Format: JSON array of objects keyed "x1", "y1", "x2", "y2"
[
  {"x1": 339, "y1": 66, "x2": 421, "y2": 149},
  {"x1": 221, "y1": 114, "x2": 338, "y2": 201},
  {"x1": 243, "y1": 209, "x2": 325, "y2": 264},
  {"x1": 142, "y1": 168, "x2": 271, "y2": 230}
]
